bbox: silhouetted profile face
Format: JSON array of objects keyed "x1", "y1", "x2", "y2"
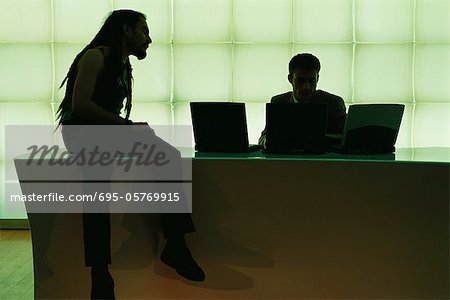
[
  {"x1": 288, "y1": 68, "x2": 319, "y2": 102},
  {"x1": 125, "y1": 17, "x2": 152, "y2": 60}
]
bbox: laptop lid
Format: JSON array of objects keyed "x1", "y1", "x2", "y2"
[
  {"x1": 265, "y1": 103, "x2": 328, "y2": 152},
  {"x1": 340, "y1": 104, "x2": 405, "y2": 152},
  {"x1": 190, "y1": 102, "x2": 250, "y2": 152}
]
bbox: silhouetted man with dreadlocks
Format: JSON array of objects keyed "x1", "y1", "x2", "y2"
[{"x1": 57, "y1": 10, "x2": 205, "y2": 299}]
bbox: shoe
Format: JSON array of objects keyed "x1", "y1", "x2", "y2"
[
  {"x1": 160, "y1": 245, "x2": 205, "y2": 282},
  {"x1": 91, "y1": 268, "x2": 116, "y2": 299}
]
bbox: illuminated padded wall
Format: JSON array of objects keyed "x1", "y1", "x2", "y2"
[{"x1": 0, "y1": 0, "x2": 449, "y2": 218}]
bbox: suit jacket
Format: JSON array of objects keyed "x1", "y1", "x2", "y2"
[{"x1": 259, "y1": 90, "x2": 347, "y2": 146}]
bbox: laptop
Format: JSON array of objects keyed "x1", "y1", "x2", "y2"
[
  {"x1": 327, "y1": 104, "x2": 405, "y2": 154},
  {"x1": 190, "y1": 102, "x2": 261, "y2": 153},
  {"x1": 263, "y1": 103, "x2": 328, "y2": 154}
]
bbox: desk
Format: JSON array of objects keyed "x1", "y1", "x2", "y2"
[{"x1": 14, "y1": 148, "x2": 449, "y2": 299}]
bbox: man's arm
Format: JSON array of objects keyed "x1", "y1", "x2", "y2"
[
  {"x1": 258, "y1": 99, "x2": 272, "y2": 147},
  {"x1": 258, "y1": 129, "x2": 267, "y2": 147},
  {"x1": 258, "y1": 93, "x2": 292, "y2": 146},
  {"x1": 258, "y1": 95, "x2": 277, "y2": 147},
  {"x1": 71, "y1": 49, "x2": 129, "y2": 125},
  {"x1": 329, "y1": 97, "x2": 347, "y2": 134}
]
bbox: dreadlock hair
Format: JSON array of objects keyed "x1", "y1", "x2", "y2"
[{"x1": 56, "y1": 9, "x2": 146, "y2": 124}]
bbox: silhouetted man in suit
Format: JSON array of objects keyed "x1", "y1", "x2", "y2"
[{"x1": 259, "y1": 53, "x2": 347, "y2": 147}]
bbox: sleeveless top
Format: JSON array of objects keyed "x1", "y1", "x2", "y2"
[{"x1": 60, "y1": 48, "x2": 129, "y2": 125}]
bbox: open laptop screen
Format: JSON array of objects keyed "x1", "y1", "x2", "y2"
[
  {"x1": 190, "y1": 102, "x2": 250, "y2": 152},
  {"x1": 265, "y1": 103, "x2": 328, "y2": 153},
  {"x1": 338, "y1": 104, "x2": 405, "y2": 153}
]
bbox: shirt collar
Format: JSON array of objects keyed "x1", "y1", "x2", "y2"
[{"x1": 292, "y1": 91, "x2": 318, "y2": 103}]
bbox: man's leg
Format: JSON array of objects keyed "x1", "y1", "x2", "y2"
[
  {"x1": 121, "y1": 126, "x2": 205, "y2": 281},
  {"x1": 61, "y1": 125, "x2": 115, "y2": 298},
  {"x1": 160, "y1": 213, "x2": 205, "y2": 281},
  {"x1": 83, "y1": 212, "x2": 115, "y2": 299},
  {"x1": 83, "y1": 213, "x2": 112, "y2": 267}
]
